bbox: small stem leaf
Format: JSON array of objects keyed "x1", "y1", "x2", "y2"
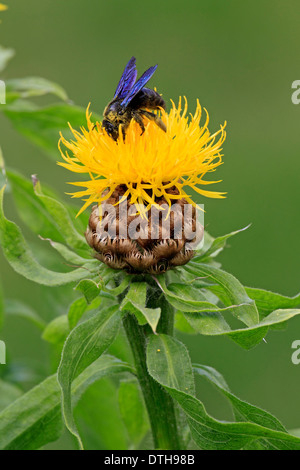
[
  {"x1": 184, "y1": 263, "x2": 259, "y2": 326},
  {"x1": 193, "y1": 364, "x2": 287, "y2": 438},
  {"x1": 7, "y1": 169, "x2": 91, "y2": 259},
  {"x1": 0, "y1": 374, "x2": 63, "y2": 450},
  {"x1": 75, "y1": 277, "x2": 130, "y2": 306},
  {"x1": 185, "y1": 309, "x2": 300, "y2": 349},
  {"x1": 183, "y1": 311, "x2": 232, "y2": 336},
  {"x1": 245, "y1": 287, "x2": 300, "y2": 318},
  {"x1": 42, "y1": 315, "x2": 70, "y2": 346},
  {"x1": 33, "y1": 181, "x2": 88, "y2": 254},
  {"x1": 5, "y1": 77, "x2": 69, "y2": 101},
  {"x1": 68, "y1": 297, "x2": 88, "y2": 330},
  {"x1": 121, "y1": 282, "x2": 161, "y2": 333},
  {"x1": 101, "y1": 275, "x2": 131, "y2": 296},
  {"x1": 147, "y1": 335, "x2": 196, "y2": 397},
  {"x1": 67, "y1": 296, "x2": 102, "y2": 330},
  {"x1": 4, "y1": 103, "x2": 101, "y2": 160},
  {"x1": 58, "y1": 305, "x2": 121, "y2": 448},
  {"x1": 0, "y1": 186, "x2": 92, "y2": 286},
  {"x1": 146, "y1": 334, "x2": 300, "y2": 450},
  {"x1": 40, "y1": 237, "x2": 96, "y2": 267},
  {"x1": 75, "y1": 279, "x2": 101, "y2": 304},
  {"x1": 194, "y1": 225, "x2": 250, "y2": 262},
  {"x1": 174, "y1": 312, "x2": 198, "y2": 334},
  {"x1": 7, "y1": 170, "x2": 64, "y2": 242},
  {"x1": 0, "y1": 355, "x2": 133, "y2": 450},
  {"x1": 158, "y1": 278, "x2": 220, "y2": 312},
  {"x1": 160, "y1": 266, "x2": 300, "y2": 349}
]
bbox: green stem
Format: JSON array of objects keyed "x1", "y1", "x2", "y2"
[{"x1": 122, "y1": 297, "x2": 181, "y2": 450}]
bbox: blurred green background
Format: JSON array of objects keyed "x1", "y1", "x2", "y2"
[{"x1": 0, "y1": 0, "x2": 299, "y2": 447}]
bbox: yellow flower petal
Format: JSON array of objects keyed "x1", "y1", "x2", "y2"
[{"x1": 58, "y1": 98, "x2": 226, "y2": 215}]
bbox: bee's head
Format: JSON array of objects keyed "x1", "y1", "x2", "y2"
[{"x1": 102, "y1": 119, "x2": 119, "y2": 141}]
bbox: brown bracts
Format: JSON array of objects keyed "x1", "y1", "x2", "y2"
[{"x1": 85, "y1": 185, "x2": 204, "y2": 274}]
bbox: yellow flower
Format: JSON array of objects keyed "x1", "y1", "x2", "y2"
[
  {"x1": 0, "y1": 4, "x2": 7, "y2": 11},
  {"x1": 58, "y1": 98, "x2": 226, "y2": 217}
]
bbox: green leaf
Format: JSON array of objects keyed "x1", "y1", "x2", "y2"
[
  {"x1": 101, "y1": 275, "x2": 131, "y2": 296},
  {"x1": 42, "y1": 315, "x2": 70, "y2": 346},
  {"x1": 4, "y1": 299, "x2": 46, "y2": 330},
  {"x1": 58, "y1": 305, "x2": 121, "y2": 448},
  {"x1": 194, "y1": 225, "x2": 250, "y2": 262},
  {"x1": 118, "y1": 380, "x2": 149, "y2": 447},
  {"x1": 5, "y1": 77, "x2": 68, "y2": 101},
  {"x1": 75, "y1": 279, "x2": 101, "y2": 304},
  {"x1": 4, "y1": 103, "x2": 101, "y2": 160},
  {"x1": 160, "y1": 266, "x2": 300, "y2": 349},
  {"x1": 7, "y1": 170, "x2": 92, "y2": 261},
  {"x1": 183, "y1": 310, "x2": 234, "y2": 337},
  {"x1": 0, "y1": 380, "x2": 22, "y2": 412},
  {"x1": 193, "y1": 364, "x2": 287, "y2": 438},
  {"x1": 0, "y1": 374, "x2": 63, "y2": 450},
  {"x1": 33, "y1": 180, "x2": 88, "y2": 254},
  {"x1": 174, "y1": 311, "x2": 197, "y2": 334},
  {"x1": 0, "y1": 45, "x2": 15, "y2": 73},
  {"x1": 147, "y1": 335, "x2": 195, "y2": 396},
  {"x1": 183, "y1": 263, "x2": 259, "y2": 326},
  {"x1": 0, "y1": 186, "x2": 92, "y2": 286},
  {"x1": 245, "y1": 287, "x2": 300, "y2": 318},
  {"x1": 146, "y1": 334, "x2": 300, "y2": 450},
  {"x1": 157, "y1": 277, "x2": 252, "y2": 340},
  {"x1": 157, "y1": 278, "x2": 218, "y2": 313},
  {"x1": 0, "y1": 355, "x2": 133, "y2": 450},
  {"x1": 67, "y1": 296, "x2": 102, "y2": 330},
  {"x1": 193, "y1": 363, "x2": 289, "y2": 450},
  {"x1": 121, "y1": 282, "x2": 161, "y2": 333},
  {"x1": 184, "y1": 309, "x2": 300, "y2": 350},
  {"x1": 40, "y1": 237, "x2": 96, "y2": 267},
  {"x1": 67, "y1": 297, "x2": 88, "y2": 330},
  {"x1": 7, "y1": 170, "x2": 64, "y2": 243}
]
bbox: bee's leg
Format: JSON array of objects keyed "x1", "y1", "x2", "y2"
[
  {"x1": 132, "y1": 112, "x2": 146, "y2": 135},
  {"x1": 140, "y1": 110, "x2": 167, "y2": 133},
  {"x1": 121, "y1": 121, "x2": 130, "y2": 141}
]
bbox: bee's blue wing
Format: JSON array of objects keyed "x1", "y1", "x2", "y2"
[
  {"x1": 114, "y1": 57, "x2": 138, "y2": 99},
  {"x1": 121, "y1": 65, "x2": 157, "y2": 107}
]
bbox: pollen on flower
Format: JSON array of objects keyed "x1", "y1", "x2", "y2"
[{"x1": 58, "y1": 97, "x2": 226, "y2": 218}]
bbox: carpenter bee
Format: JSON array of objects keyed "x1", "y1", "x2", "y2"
[{"x1": 102, "y1": 57, "x2": 166, "y2": 140}]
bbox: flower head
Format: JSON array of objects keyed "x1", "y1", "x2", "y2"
[{"x1": 58, "y1": 98, "x2": 226, "y2": 217}]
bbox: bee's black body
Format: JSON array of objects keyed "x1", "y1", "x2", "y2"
[{"x1": 102, "y1": 57, "x2": 166, "y2": 141}]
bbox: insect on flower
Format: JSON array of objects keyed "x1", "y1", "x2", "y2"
[{"x1": 102, "y1": 56, "x2": 166, "y2": 140}]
